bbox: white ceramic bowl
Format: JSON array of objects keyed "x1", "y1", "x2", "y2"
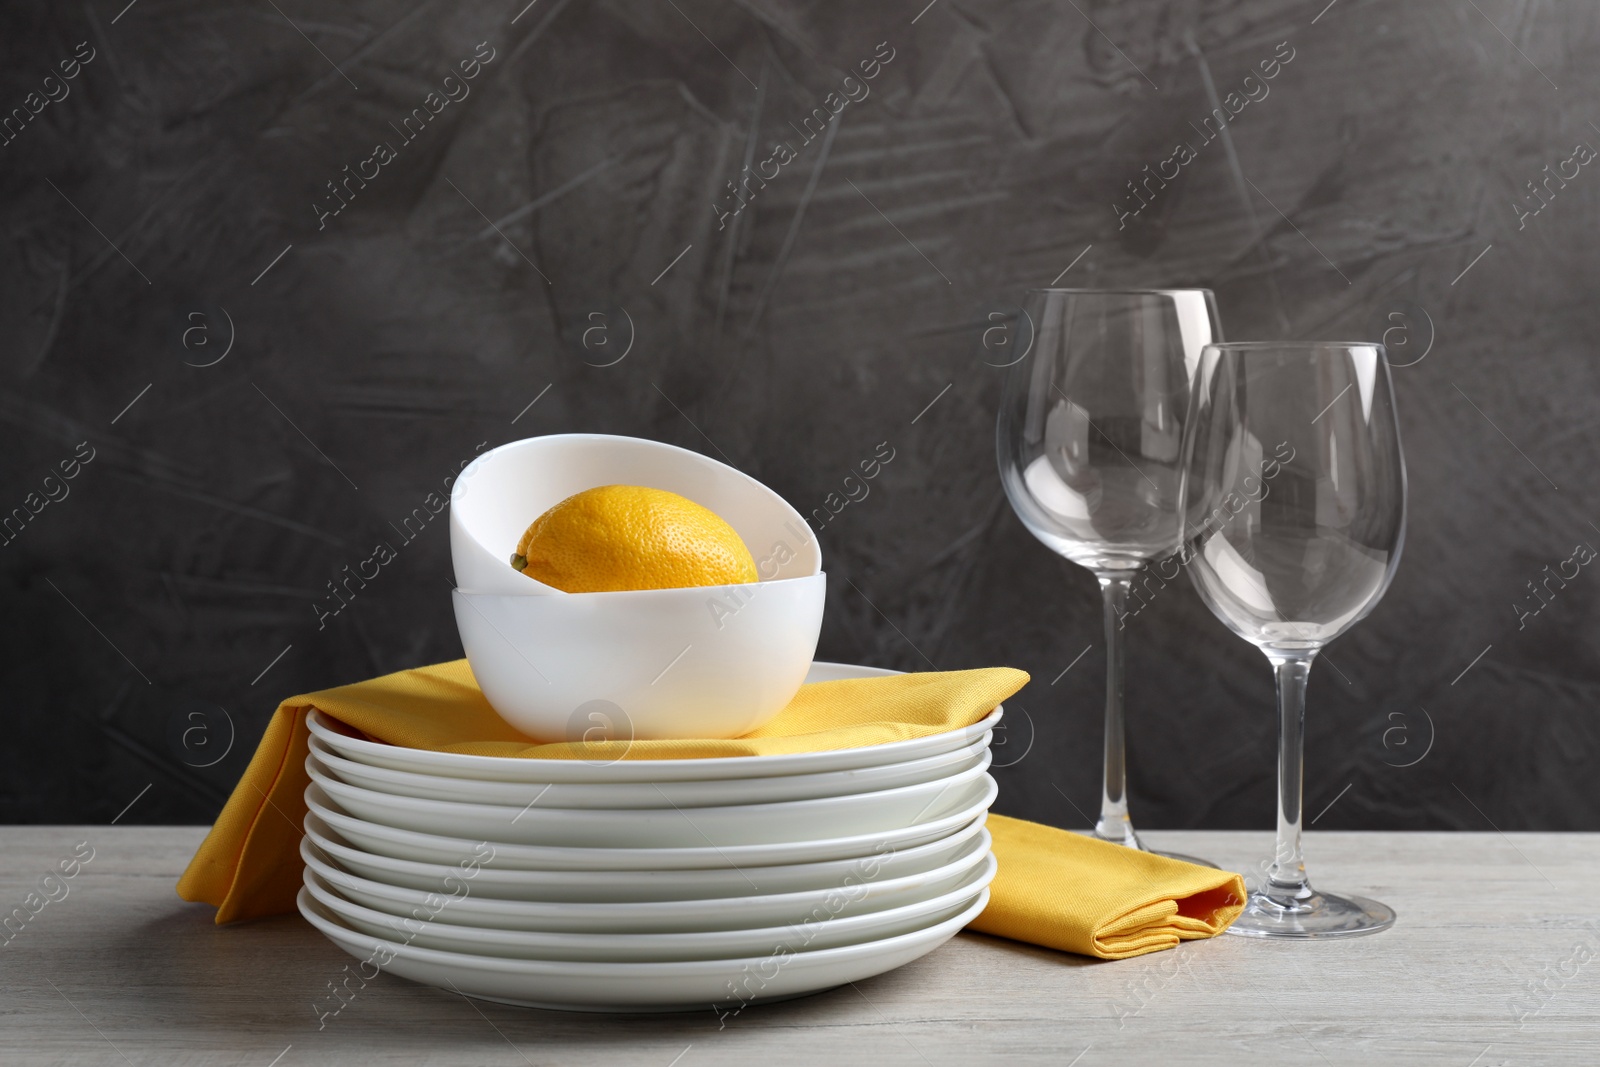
[
  {"x1": 306, "y1": 662, "x2": 1006, "y2": 781},
  {"x1": 297, "y1": 883, "x2": 989, "y2": 1012},
  {"x1": 300, "y1": 836, "x2": 995, "y2": 933},
  {"x1": 450, "y1": 434, "x2": 821, "y2": 595},
  {"x1": 303, "y1": 865, "x2": 988, "y2": 962},
  {"x1": 306, "y1": 755, "x2": 995, "y2": 848},
  {"x1": 306, "y1": 732, "x2": 991, "y2": 809},
  {"x1": 453, "y1": 576, "x2": 824, "y2": 741},
  {"x1": 305, "y1": 782, "x2": 994, "y2": 872},
  {"x1": 303, "y1": 808, "x2": 991, "y2": 902}
]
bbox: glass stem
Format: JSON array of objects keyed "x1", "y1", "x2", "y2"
[
  {"x1": 1264, "y1": 652, "x2": 1317, "y2": 907},
  {"x1": 1094, "y1": 571, "x2": 1140, "y2": 848}
]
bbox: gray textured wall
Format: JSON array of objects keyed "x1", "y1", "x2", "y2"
[{"x1": 3, "y1": 0, "x2": 1597, "y2": 832}]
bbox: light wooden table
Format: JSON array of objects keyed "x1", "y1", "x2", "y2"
[{"x1": 3, "y1": 827, "x2": 1595, "y2": 1065}]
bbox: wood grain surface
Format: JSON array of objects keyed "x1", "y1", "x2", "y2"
[{"x1": 3, "y1": 826, "x2": 1597, "y2": 1065}]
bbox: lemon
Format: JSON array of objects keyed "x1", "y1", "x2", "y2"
[{"x1": 511, "y1": 485, "x2": 758, "y2": 593}]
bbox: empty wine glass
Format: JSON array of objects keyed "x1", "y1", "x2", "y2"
[
  {"x1": 1181, "y1": 341, "x2": 1405, "y2": 938},
  {"x1": 997, "y1": 289, "x2": 1220, "y2": 854}
]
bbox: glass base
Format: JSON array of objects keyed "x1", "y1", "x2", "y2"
[
  {"x1": 1090, "y1": 823, "x2": 1143, "y2": 850},
  {"x1": 1226, "y1": 886, "x2": 1395, "y2": 939}
]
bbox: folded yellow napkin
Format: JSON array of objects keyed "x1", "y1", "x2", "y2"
[
  {"x1": 179, "y1": 658, "x2": 1244, "y2": 959},
  {"x1": 178, "y1": 659, "x2": 1029, "y2": 923},
  {"x1": 970, "y1": 815, "x2": 1246, "y2": 959}
]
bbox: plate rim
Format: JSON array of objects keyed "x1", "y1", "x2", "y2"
[
  {"x1": 304, "y1": 730, "x2": 994, "y2": 805},
  {"x1": 306, "y1": 660, "x2": 1005, "y2": 782},
  {"x1": 304, "y1": 780, "x2": 997, "y2": 871},
  {"x1": 296, "y1": 882, "x2": 992, "y2": 977},
  {"x1": 301, "y1": 863, "x2": 991, "y2": 957},
  {"x1": 305, "y1": 749, "x2": 994, "y2": 826},
  {"x1": 300, "y1": 834, "x2": 998, "y2": 923},
  {"x1": 303, "y1": 807, "x2": 991, "y2": 893}
]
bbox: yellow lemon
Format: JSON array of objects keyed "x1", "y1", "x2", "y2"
[{"x1": 511, "y1": 485, "x2": 758, "y2": 593}]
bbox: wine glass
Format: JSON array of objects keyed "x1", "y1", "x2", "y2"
[
  {"x1": 997, "y1": 288, "x2": 1221, "y2": 854},
  {"x1": 1181, "y1": 341, "x2": 1405, "y2": 938}
]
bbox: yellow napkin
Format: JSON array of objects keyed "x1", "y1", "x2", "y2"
[
  {"x1": 178, "y1": 659, "x2": 1029, "y2": 923},
  {"x1": 970, "y1": 815, "x2": 1246, "y2": 959}
]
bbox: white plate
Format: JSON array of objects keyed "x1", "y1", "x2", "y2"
[
  {"x1": 304, "y1": 810, "x2": 991, "y2": 902},
  {"x1": 306, "y1": 782, "x2": 996, "y2": 871},
  {"x1": 303, "y1": 864, "x2": 990, "y2": 962},
  {"x1": 307, "y1": 732, "x2": 991, "y2": 809},
  {"x1": 306, "y1": 661, "x2": 1004, "y2": 783},
  {"x1": 306, "y1": 755, "x2": 995, "y2": 849},
  {"x1": 298, "y1": 883, "x2": 988, "y2": 1012},
  {"x1": 301, "y1": 836, "x2": 996, "y2": 934}
]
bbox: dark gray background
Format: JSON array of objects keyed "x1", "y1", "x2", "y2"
[{"x1": 3, "y1": 0, "x2": 1596, "y2": 831}]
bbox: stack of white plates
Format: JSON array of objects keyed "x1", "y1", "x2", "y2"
[{"x1": 297, "y1": 662, "x2": 1002, "y2": 1012}]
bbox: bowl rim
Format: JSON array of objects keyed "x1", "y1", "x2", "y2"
[
  {"x1": 453, "y1": 570, "x2": 826, "y2": 602},
  {"x1": 450, "y1": 433, "x2": 819, "y2": 564}
]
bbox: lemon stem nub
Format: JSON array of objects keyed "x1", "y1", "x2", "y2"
[{"x1": 510, "y1": 554, "x2": 528, "y2": 571}]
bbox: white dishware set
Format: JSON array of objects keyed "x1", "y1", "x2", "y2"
[{"x1": 297, "y1": 436, "x2": 1003, "y2": 1011}]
